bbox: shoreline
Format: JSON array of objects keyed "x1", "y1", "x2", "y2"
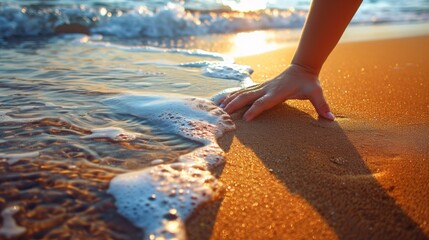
[
  {"x1": 187, "y1": 34, "x2": 429, "y2": 239},
  {"x1": 187, "y1": 22, "x2": 429, "y2": 58}
]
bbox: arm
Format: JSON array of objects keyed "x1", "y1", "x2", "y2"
[{"x1": 220, "y1": 0, "x2": 363, "y2": 121}]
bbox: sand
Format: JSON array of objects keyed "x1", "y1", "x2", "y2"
[{"x1": 186, "y1": 35, "x2": 429, "y2": 239}]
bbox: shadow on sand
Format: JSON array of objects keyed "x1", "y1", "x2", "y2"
[{"x1": 187, "y1": 104, "x2": 427, "y2": 239}]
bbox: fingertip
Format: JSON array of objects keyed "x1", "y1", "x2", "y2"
[
  {"x1": 322, "y1": 111, "x2": 335, "y2": 121},
  {"x1": 243, "y1": 112, "x2": 253, "y2": 122},
  {"x1": 223, "y1": 102, "x2": 231, "y2": 111}
]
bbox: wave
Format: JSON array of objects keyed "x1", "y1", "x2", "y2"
[{"x1": 1, "y1": 2, "x2": 428, "y2": 39}]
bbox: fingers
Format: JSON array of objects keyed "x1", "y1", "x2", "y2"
[
  {"x1": 220, "y1": 85, "x2": 259, "y2": 108},
  {"x1": 308, "y1": 87, "x2": 335, "y2": 121},
  {"x1": 243, "y1": 94, "x2": 279, "y2": 121},
  {"x1": 219, "y1": 90, "x2": 242, "y2": 108},
  {"x1": 222, "y1": 89, "x2": 263, "y2": 114}
]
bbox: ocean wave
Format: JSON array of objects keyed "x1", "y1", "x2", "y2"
[
  {"x1": 1, "y1": 2, "x2": 428, "y2": 39},
  {"x1": 0, "y1": 3, "x2": 305, "y2": 39}
]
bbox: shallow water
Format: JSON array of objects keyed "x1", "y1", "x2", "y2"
[{"x1": 0, "y1": 35, "x2": 249, "y2": 239}]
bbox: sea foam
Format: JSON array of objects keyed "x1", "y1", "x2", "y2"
[
  {"x1": 0, "y1": 206, "x2": 26, "y2": 238},
  {"x1": 105, "y1": 93, "x2": 234, "y2": 239},
  {"x1": 82, "y1": 127, "x2": 141, "y2": 141},
  {"x1": 2, "y1": 2, "x2": 426, "y2": 40},
  {"x1": 0, "y1": 151, "x2": 40, "y2": 165}
]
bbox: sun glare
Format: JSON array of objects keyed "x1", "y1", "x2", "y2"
[
  {"x1": 222, "y1": 0, "x2": 268, "y2": 12},
  {"x1": 230, "y1": 31, "x2": 283, "y2": 57}
]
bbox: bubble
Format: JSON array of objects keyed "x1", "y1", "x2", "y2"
[
  {"x1": 106, "y1": 93, "x2": 235, "y2": 239},
  {"x1": 81, "y1": 127, "x2": 141, "y2": 141},
  {"x1": 0, "y1": 206, "x2": 26, "y2": 238}
]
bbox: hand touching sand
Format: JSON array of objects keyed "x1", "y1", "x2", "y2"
[
  {"x1": 220, "y1": 0, "x2": 362, "y2": 121},
  {"x1": 220, "y1": 64, "x2": 334, "y2": 121}
]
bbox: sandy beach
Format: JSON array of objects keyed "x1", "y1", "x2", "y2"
[
  {"x1": 1, "y1": 1, "x2": 429, "y2": 239},
  {"x1": 187, "y1": 35, "x2": 429, "y2": 239}
]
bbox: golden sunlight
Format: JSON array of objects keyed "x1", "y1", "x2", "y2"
[
  {"x1": 222, "y1": 0, "x2": 268, "y2": 12},
  {"x1": 229, "y1": 31, "x2": 283, "y2": 57}
]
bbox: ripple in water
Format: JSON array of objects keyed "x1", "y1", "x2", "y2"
[{"x1": 0, "y1": 35, "x2": 251, "y2": 239}]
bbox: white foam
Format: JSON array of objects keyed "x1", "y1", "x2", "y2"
[
  {"x1": 0, "y1": 206, "x2": 26, "y2": 238},
  {"x1": 82, "y1": 127, "x2": 141, "y2": 141},
  {"x1": 0, "y1": 111, "x2": 13, "y2": 122},
  {"x1": 86, "y1": 41, "x2": 233, "y2": 63},
  {"x1": 179, "y1": 61, "x2": 254, "y2": 83},
  {"x1": 108, "y1": 163, "x2": 218, "y2": 240},
  {"x1": 171, "y1": 83, "x2": 191, "y2": 88},
  {"x1": 104, "y1": 94, "x2": 235, "y2": 146},
  {"x1": 1, "y1": 2, "x2": 428, "y2": 39},
  {"x1": 210, "y1": 87, "x2": 242, "y2": 105},
  {"x1": 105, "y1": 93, "x2": 235, "y2": 239},
  {"x1": 151, "y1": 159, "x2": 165, "y2": 165},
  {"x1": 202, "y1": 61, "x2": 253, "y2": 81},
  {"x1": 0, "y1": 151, "x2": 40, "y2": 165}
]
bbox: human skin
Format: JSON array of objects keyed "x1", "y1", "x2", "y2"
[{"x1": 220, "y1": 0, "x2": 363, "y2": 121}]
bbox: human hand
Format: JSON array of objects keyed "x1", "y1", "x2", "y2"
[{"x1": 219, "y1": 64, "x2": 335, "y2": 121}]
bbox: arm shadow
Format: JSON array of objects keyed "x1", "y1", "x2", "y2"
[{"x1": 188, "y1": 104, "x2": 427, "y2": 239}]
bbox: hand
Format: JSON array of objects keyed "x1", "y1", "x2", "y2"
[{"x1": 219, "y1": 64, "x2": 335, "y2": 121}]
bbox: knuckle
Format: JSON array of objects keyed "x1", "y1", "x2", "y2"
[{"x1": 252, "y1": 97, "x2": 266, "y2": 107}]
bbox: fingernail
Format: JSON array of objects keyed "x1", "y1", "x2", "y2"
[
  {"x1": 326, "y1": 112, "x2": 335, "y2": 120},
  {"x1": 243, "y1": 114, "x2": 251, "y2": 122},
  {"x1": 219, "y1": 103, "x2": 225, "y2": 108}
]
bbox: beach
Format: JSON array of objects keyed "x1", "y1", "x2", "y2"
[
  {"x1": 1, "y1": 1, "x2": 429, "y2": 238},
  {"x1": 187, "y1": 35, "x2": 429, "y2": 239}
]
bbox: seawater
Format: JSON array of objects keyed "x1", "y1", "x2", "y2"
[
  {"x1": 0, "y1": 34, "x2": 252, "y2": 239},
  {"x1": 1, "y1": 0, "x2": 429, "y2": 39}
]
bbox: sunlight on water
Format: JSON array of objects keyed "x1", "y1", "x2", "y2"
[
  {"x1": 229, "y1": 31, "x2": 286, "y2": 57},
  {"x1": 0, "y1": 35, "x2": 250, "y2": 239}
]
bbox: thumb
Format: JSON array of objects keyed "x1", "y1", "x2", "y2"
[{"x1": 308, "y1": 87, "x2": 335, "y2": 121}]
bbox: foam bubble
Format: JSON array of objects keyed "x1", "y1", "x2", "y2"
[
  {"x1": 202, "y1": 62, "x2": 253, "y2": 80},
  {"x1": 0, "y1": 206, "x2": 26, "y2": 238},
  {"x1": 105, "y1": 93, "x2": 235, "y2": 238},
  {"x1": 151, "y1": 159, "x2": 165, "y2": 165},
  {"x1": 210, "y1": 87, "x2": 242, "y2": 105},
  {"x1": 0, "y1": 151, "x2": 40, "y2": 165},
  {"x1": 104, "y1": 94, "x2": 235, "y2": 145},
  {"x1": 108, "y1": 163, "x2": 219, "y2": 240},
  {"x1": 180, "y1": 61, "x2": 254, "y2": 84},
  {"x1": 82, "y1": 127, "x2": 141, "y2": 141}
]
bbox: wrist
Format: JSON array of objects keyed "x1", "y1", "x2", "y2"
[{"x1": 288, "y1": 63, "x2": 320, "y2": 77}]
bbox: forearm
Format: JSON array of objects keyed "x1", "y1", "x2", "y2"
[{"x1": 292, "y1": 0, "x2": 363, "y2": 75}]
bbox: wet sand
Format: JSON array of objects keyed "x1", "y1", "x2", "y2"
[{"x1": 187, "y1": 35, "x2": 429, "y2": 239}]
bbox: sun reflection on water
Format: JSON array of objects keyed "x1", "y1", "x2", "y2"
[{"x1": 229, "y1": 31, "x2": 284, "y2": 57}]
